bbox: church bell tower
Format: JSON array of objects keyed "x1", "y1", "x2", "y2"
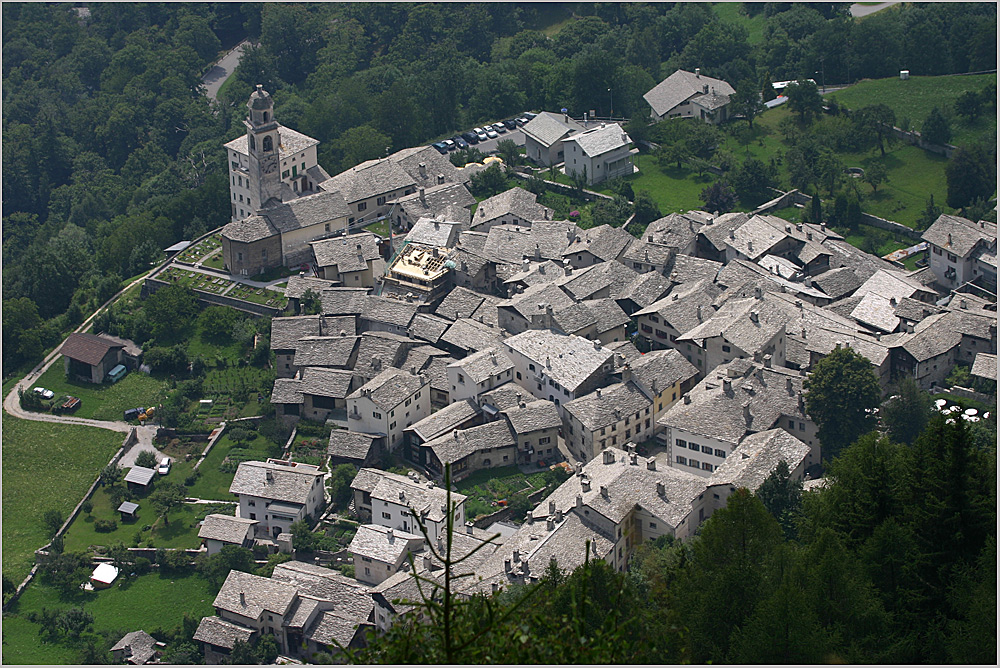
[{"x1": 245, "y1": 84, "x2": 282, "y2": 211}]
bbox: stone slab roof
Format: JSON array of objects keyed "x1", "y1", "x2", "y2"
[
  {"x1": 192, "y1": 616, "x2": 254, "y2": 650},
  {"x1": 620, "y1": 270, "x2": 673, "y2": 308},
  {"x1": 564, "y1": 225, "x2": 634, "y2": 263},
  {"x1": 198, "y1": 514, "x2": 257, "y2": 544},
  {"x1": 271, "y1": 377, "x2": 303, "y2": 404},
  {"x1": 440, "y1": 318, "x2": 504, "y2": 353},
  {"x1": 361, "y1": 296, "x2": 418, "y2": 329},
  {"x1": 628, "y1": 348, "x2": 699, "y2": 394},
  {"x1": 581, "y1": 298, "x2": 630, "y2": 334},
  {"x1": 225, "y1": 124, "x2": 319, "y2": 158},
  {"x1": 521, "y1": 111, "x2": 585, "y2": 147},
  {"x1": 311, "y1": 232, "x2": 381, "y2": 272},
  {"x1": 643, "y1": 212, "x2": 706, "y2": 251},
  {"x1": 449, "y1": 347, "x2": 514, "y2": 385},
  {"x1": 354, "y1": 332, "x2": 410, "y2": 375},
  {"x1": 564, "y1": 381, "x2": 652, "y2": 432},
  {"x1": 213, "y1": 569, "x2": 298, "y2": 620},
  {"x1": 501, "y1": 399, "x2": 561, "y2": 434},
  {"x1": 606, "y1": 339, "x2": 643, "y2": 363},
  {"x1": 408, "y1": 313, "x2": 452, "y2": 345},
  {"x1": 644, "y1": 69, "x2": 734, "y2": 117},
  {"x1": 405, "y1": 399, "x2": 481, "y2": 442},
  {"x1": 922, "y1": 214, "x2": 996, "y2": 257},
  {"x1": 635, "y1": 279, "x2": 720, "y2": 335},
  {"x1": 348, "y1": 367, "x2": 426, "y2": 411},
  {"x1": 361, "y1": 468, "x2": 467, "y2": 523},
  {"x1": 810, "y1": 267, "x2": 862, "y2": 300},
  {"x1": 283, "y1": 275, "x2": 338, "y2": 300},
  {"x1": 299, "y1": 367, "x2": 354, "y2": 398},
  {"x1": 293, "y1": 335, "x2": 359, "y2": 368},
  {"x1": 320, "y1": 288, "x2": 370, "y2": 316},
  {"x1": 480, "y1": 384, "x2": 531, "y2": 413},
  {"x1": 348, "y1": 524, "x2": 423, "y2": 564},
  {"x1": 971, "y1": 352, "x2": 997, "y2": 381},
  {"x1": 435, "y1": 286, "x2": 487, "y2": 321},
  {"x1": 557, "y1": 260, "x2": 638, "y2": 301},
  {"x1": 404, "y1": 214, "x2": 466, "y2": 248},
  {"x1": 328, "y1": 430, "x2": 380, "y2": 461},
  {"x1": 474, "y1": 187, "x2": 553, "y2": 227},
  {"x1": 321, "y1": 157, "x2": 414, "y2": 204},
  {"x1": 424, "y1": 420, "x2": 516, "y2": 465},
  {"x1": 563, "y1": 122, "x2": 631, "y2": 158},
  {"x1": 230, "y1": 460, "x2": 323, "y2": 505},
  {"x1": 669, "y1": 253, "x2": 723, "y2": 285},
  {"x1": 111, "y1": 630, "x2": 157, "y2": 665},
  {"x1": 709, "y1": 429, "x2": 811, "y2": 491},
  {"x1": 503, "y1": 330, "x2": 614, "y2": 393}
]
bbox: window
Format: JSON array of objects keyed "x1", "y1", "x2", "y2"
[
  {"x1": 722, "y1": 345, "x2": 731, "y2": 353},
  {"x1": 249, "y1": 135, "x2": 256, "y2": 151},
  {"x1": 377, "y1": 196, "x2": 386, "y2": 206},
  {"x1": 702, "y1": 462, "x2": 714, "y2": 472},
  {"x1": 249, "y1": 513, "x2": 256, "y2": 520},
  {"x1": 701, "y1": 445, "x2": 712, "y2": 454},
  {"x1": 382, "y1": 512, "x2": 391, "y2": 519},
  {"x1": 714, "y1": 449, "x2": 726, "y2": 458},
  {"x1": 788, "y1": 419, "x2": 795, "y2": 429},
  {"x1": 261, "y1": 249, "x2": 267, "y2": 260},
  {"x1": 373, "y1": 412, "x2": 382, "y2": 419},
  {"x1": 389, "y1": 422, "x2": 396, "y2": 430},
  {"x1": 650, "y1": 315, "x2": 660, "y2": 324},
  {"x1": 641, "y1": 324, "x2": 653, "y2": 333},
  {"x1": 799, "y1": 422, "x2": 806, "y2": 431},
  {"x1": 649, "y1": 522, "x2": 657, "y2": 529},
  {"x1": 676, "y1": 455, "x2": 687, "y2": 465},
  {"x1": 676, "y1": 439, "x2": 687, "y2": 449},
  {"x1": 529, "y1": 363, "x2": 536, "y2": 372},
  {"x1": 516, "y1": 371, "x2": 522, "y2": 380},
  {"x1": 263, "y1": 136, "x2": 273, "y2": 152},
  {"x1": 237, "y1": 252, "x2": 244, "y2": 262},
  {"x1": 358, "y1": 202, "x2": 367, "y2": 212},
  {"x1": 282, "y1": 170, "x2": 290, "y2": 178},
  {"x1": 415, "y1": 391, "x2": 421, "y2": 399},
  {"x1": 539, "y1": 437, "x2": 551, "y2": 445},
  {"x1": 933, "y1": 247, "x2": 942, "y2": 255}
]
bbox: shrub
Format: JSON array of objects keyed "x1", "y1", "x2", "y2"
[
  {"x1": 134, "y1": 557, "x2": 152, "y2": 575},
  {"x1": 135, "y1": 450, "x2": 158, "y2": 469},
  {"x1": 43, "y1": 509, "x2": 64, "y2": 535},
  {"x1": 184, "y1": 472, "x2": 199, "y2": 487},
  {"x1": 81, "y1": 500, "x2": 94, "y2": 516},
  {"x1": 94, "y1": 519, "x2": 118, "y2": 533}
]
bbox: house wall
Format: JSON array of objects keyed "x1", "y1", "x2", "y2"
[
  {"x1": 281, "y1": 219, "x2": 349, "y2": 268},
  {"x1": 238, "y1": 474, "x2": 325, "y2": 538},
  {"x1": 664, "y1": 426, "x2": 737, "y2": 477},
  {"x1": 514, "y1": 425, "x2": 559, "y2": 464},
  {"x1": 564, "y1": 141, "x2": 634, "y2": 186},
  {"x1": 275, "y1": 350, "x2": 297, "y2": 378},
  {"x1": 223, "y1": 235, "x2": 282, "y2": 277},
  {"x1": 470, "y1": 212, "x2": 532, "y2": 234},
  {"x1": 347, "y1": 381, "x2": 431, "y2": 450},
  {"x1": 596, "y1": 324, "x2": 627, "y2": 345},
  {"x1": 303, "y1": 394, "x2": 348, "y2": 422},
  {"x1": 347, "y1": 186, "x2": 414, "y2": 227},
  {"x1": 565, "y1": 249, "x2": 605, "y2": 270},
  {"x1": 370, "y1": 494, "x2": 465, "y2": 544},
  {"x1": 448, "y1": 366, "x2": 513, "y2": 403},
  {"x1": 929, "y1": 243, "x2": 976, "y2": 289},
  {"x1": 564, "y1": 398, "x2": 656, "y2": 464},
  {"x1": 228, "y1": 144, "x2": 321, "y2": 222}
]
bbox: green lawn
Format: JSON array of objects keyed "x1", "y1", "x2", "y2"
[
  {"x1": 454, "y1": 466, "x2": 549, "y2": 520},
  {"x1": 226, "y1": 282, "x2": 288, "y2": 308},
  {"x1": 186, "y1": 433, "x2": 277, "y2": 501},
  {"x1": 364, "y1": 219, "x2": 391, "y2": 238},
  {"x1": 2, "y1": 573, "x2": 216, "y2": 664},
  {"x1": 596, "y1": 158, "x2": 717, "y2": 216},
  {"x1": 31, "y1": 365, "x2": 171, "y2": 422},
  {"x1": 201, "y1": 250, "x2": 226, "y2": 270},
  {"x1": 160, "y1": 266, "x2": 234, "y2": 294},
  {"x1": 2, "y1": 417, "x2": 125, "y2": 583},
  {"x1": 830, "y1": 74, "x2": 997, "y2": 148},
  {"x1": 711, "y1": 2, "x2": 768, "y2": 44},
  {"x1": 62, "y1": 482, "x2": 205, "y2": 552}
]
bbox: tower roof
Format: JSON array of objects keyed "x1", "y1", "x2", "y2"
[{"x1": 248, "y1": 84, "x2": 273, "y2": 111}]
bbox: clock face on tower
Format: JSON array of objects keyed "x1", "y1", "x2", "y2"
[{"x1": 262, "y1": 155, "x2": 279, "y2": 174}]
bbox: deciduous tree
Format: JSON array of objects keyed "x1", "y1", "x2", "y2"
[{"x1": 804, "y1": 347, "x2": 880, "y2": 459}]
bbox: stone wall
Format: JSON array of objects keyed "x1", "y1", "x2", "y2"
[
  {"x1": 754, "y1": 188, "x2": 922, "y2": 240},
  {"x1": 143, "y1": 277, "x2": 281, "y2": 317}
]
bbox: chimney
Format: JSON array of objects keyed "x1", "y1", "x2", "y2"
[
  {"x1": 753, "y1": 350, "x2": 762, "y2": 363},
  {"x1": 575, "y1": 493, "x2": 583, "y2": 508},
  {"x1": 547, "y1": 517, "x2": 555, "y2": 531},
  {"x1": 703, "y1": 84, "x2": 709, "y2": 94},
  {"x1": 265, "y1": 470, "x2": 273, "y2": 482},
  {"x1": 947, "y1": 233, "x2": 952, "y2": 246},
  {"x1": 723, "y1": 378, "x2": 732, "y2": 393},
  {"x1": 630, "y1": 453, "x2": 638, "y2": 465},
  {"x1": 750, "y1": 310, "x2": 759, "y2": 323},
  {"x1": 124, "y1": 645, "x2": 132, "y2": 658},
  {"x1": 466, "y1": 521, "x2": 475, "y2": 535},
  {"x1": 743, "y1": 402, "x2": 752, "y2": 426},
  {"x1": 695, "y1": 68, "x2": 701, "y2": 77},
  {"x1": 387, "y1": 528, "x2": 394, "y2": 541},
  {"x1": 546, "y1": 356, "x2": 552, "y2": 368},
  {"x1": 522, "y1": 559, "x2": 529, "y2": 576},
  {"x1": 549, "y1": 500, "x2": 556, "y2": 515},
  {"x1": 683, "y1": 394, "x2": 691, "y2": 404},
  {"x1": 656, "y1": 481, "x2": 665, "y2": 496},
  {"x1": 889, "y1": 297, "x2": 897, "y2": 306},
  {"x1": 504, "y1": 559, "x2": 512, "y2": 573},
  {"x1": 647, "y1": 458, "x2": 656, "y2": 471},
  {"x1": 729, "y1": 228, "x2": 736, "y2": 240},
  {"x1": 875, "y1": 331, "x2": 881, "y2": 341},
  {"x1": 763, "y1": 354, "x2": 772, "y2": 368},
  {"x1": 419, "y1": 187, "x2": 426, "y2": 204},
  {"x1": 492, "y1": 582, "x2": 499, "y2": 594},
  {"x1": 906, "y1": 322, "x2": 915, "y2": 334},
  {"x1": 581, "y1": 478, "x2": 591, "y2": 492},
  {"x1": 603, "y1": 449, "x2": 615, "y2": 464},
  {"x1": 697, "y1": 305, "x2": 703, "y2": 321},
  {"x1": 600, "y1": 484, "x2": 609, "y2": 498},
  {"x1": 526, "y1": 511, "x2": 534, "y2": 524},
  {"x1": 554, "y1": 508, "x2": 563, "y2": 522},
  {"x1": 796, "y1": 223, "x2": 803, "y2": 232},
  {"x1": 239, "y1": 591, "x2": 246, "y2": 606},
  {"x1": 596, "y1": 388, "x2": 602, "y2": 399},
  {"x1": 622, "y1": 364, "x2": 632, "y2": 383},
  {"x1": 960, "y1": 299, "x2": 967, "y2": 309},
  {"x1": 410, "y1": 366, "x2": 417, "y2": 375},
  {"x1": 513, "y1": 550, "x2": 520, "y2": 562},
  {"x1": 418, "y1": 162, "x2": 426, "y2": 177},
  {"x1": 807, "y1": 231, "x2": 813, "y2": 241},
  {"x1": 786, "y1": 378, "x2": 793, "y2": 393},
  {"x1": 399, "y1": 491, "x2": 406, "y2": 501}
]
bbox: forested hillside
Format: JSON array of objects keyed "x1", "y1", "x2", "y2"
[{"x1": 3, "y1": 2, "x2": 996, "y2": 375}]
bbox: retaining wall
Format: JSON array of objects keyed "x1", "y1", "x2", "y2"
[
  {"x1": 754, "y1": 188, "x2": 922, "y2": 241},
  {"x1": 510, "y1": 172, "x2": 615, "y2": 203},
  {"x1": 193, "y1": 422, "x2": 228, "y2": 471},
  {"x1": 940, "y1": 385, "x2": 996, "y2": 405},
  {"x1": 472, "y1": 486, "x2": 547, "y2": 528},
  {"x1": 142, "y1": 277, "x2": 281, "y2": 317}
]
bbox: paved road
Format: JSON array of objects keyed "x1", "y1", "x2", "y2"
[
  {"x1": 202, "y1": 40, "x2": 250, "y2": 102},
  {"x1": 850, "y1": 2, "x2": 899, "y2": 17}
]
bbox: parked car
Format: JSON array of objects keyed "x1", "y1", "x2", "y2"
[
  {"x1": 432, "y1": 141, "x2": 449, "y2": 154},
  {"x1": 503, "y1": 119, "x2": 518, "y2": 130},
  {"x1": 32, "y1": 387, "x2": 54, "y2": 400},
  {"x1": 477, "y1": 129, "x2": 489, "y2": 142},
  {"x1": 523, "y1": 111, "x2": 537, "y2": 120},
  {"x1": 462, "y1": 131, "x2": 480, "y2": 145},
  {"x1": 515, "y1": 116, "x2": 530, "y2": 127},
  {"x1": 452, "y1": 136, "x2": 468, "y2": 149},
  {"x1": 158, "y1": 457, "x2": 171, "y2": 475},
  {"x1": 493, "y1": 122, "x2": 507, "y2": 134},
  {"x1": 442, "y1": 139, "x2": 456, "y2": 151},
  {"x1": 485, "y1": 128, "x2": 498, "y2": 139}
]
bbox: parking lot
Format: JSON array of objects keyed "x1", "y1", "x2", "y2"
[{"x1": 434, "y1": 114, "x2": 534, "y2": 156}]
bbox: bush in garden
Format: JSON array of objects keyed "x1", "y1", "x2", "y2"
[{"x1": 94, "y1": 519, "x2": 118, "y2": 533}]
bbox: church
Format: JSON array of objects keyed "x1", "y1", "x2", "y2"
[{"x1": 221, "y1": 85, "x2": 477, "y2": 277}]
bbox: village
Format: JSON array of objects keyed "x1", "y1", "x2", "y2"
[{"x1": 6, "y1": 68, "x2": 997, "y2": 665}]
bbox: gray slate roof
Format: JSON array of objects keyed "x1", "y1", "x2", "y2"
[
  {"x1": 192, "y1": 616, "x2": 254, "y2": 650},
  {"x1": 408, "y1": 313, "x2": 452, "y2": 345},
  {"x1": 521, "y1": 111, "x2": 585, "y2": 147},
  {"x1": 971, "y1": 352, "x2": 997, "y2": 381},
  {"x1": 320, "y1": 288, "x2": 370, "y2": 316},
  {"x1": 669, "y1": 254, "x2": 723, "y2": 285},
  {"x1": 564, "y1": 225, "x2": 634, "y2": 263},
  {"x1": 124, "y1": 467, "x2": 155, "y2": 486},
  {"x1": 213, "y1": 569, "x2": 298, "y2": 620},
  {"x1": 709, "y1": 429, "x2": 811, "y2": 491},
  {"x1": 810, "y1": 267, "x2": 862, "y2": 300},
  {"x1": 922, "y1": 214, "x2": 997, "y2": 257},
  {"x1": 635, "y1": 279, "x2": 721, "y2": 335},
  {"x1": 424, "y1": 420, "x2": 516, "y2": 465},
  {"x1": 644, "y1": 69, "x2": 735, "y2": 117},
  {"x1": 111, "y1": 630, "x2": 157, "y2": 664},
  {"x1": 354, "y1": 332, "x2": 410, "y2": 374},
  {"x1": 230, "y1": 460, "x2": 324, "y2": 505},
  {"x1": 580, "y1": 298, "x2": 630, "y2": 334},
  {"x1": 474, "y1": 187, "x2": 553, "y2": 227},
  {"x1": 361, "y1": 296, "x2": 418, "y2": 328},
  {"x1": 293, "y1": 335, "x2": 359, "y2": 368},
  {"x1": 628, "y1": 348, "x2": 699, "y2": 394},
  {"x1": 563, "y1": 123, "x2": 631, "y2": 158},
  {"x1": 564, "y1": 381, "x2": 652, "y2": 432},
  {"x1": 449, "y1": 347, "x2": 514, "y2": 385},
  {"x1": 328, "y1": 430, "x2": 380, "y2": 461},
  {"x1": 557, "y1": 260, "x2": 638, "y2": 301},
  {"x1": 435, "y1": 286, "x2": 486, "y2": 321},
  {"x1": 501, "y1": 399, "x2": 561, "y2": 434},
  {"x1": 348, "y1": 367, "x2": 426, "y2": 411},
  {"x1": 643, "y1": 212, "x2": 706, "y2": 251},
  {"x1": 504, "y1": 330, "x2": 614, "y2": 393},
  {"x1": 311, "y1": 233, "x2": 381, "y2": 272},
  {"x1": 283, "y1": 275, "x2": 338, "y2": 300},
  {"x1": 404, "y1": 215, "x2": 466, "y2": 248},
  {"x1": 620, "y1": 270, "x2": 673, "y2": 308},
  {"x1": 349, "y1": 524, "x2": 424, "y2": 564},
  {"x1": 198, "y1": 514, "x2": 257, "y2": 544},
  {"x1": 321, "y1": 158, "x2": 414, "y2": 204},
  {"x1": 440, "y1": 318, "x2": 504, "y2": 354},
  {"x1": 405, "y1": 399, "x2": 481, "y2": 442}
]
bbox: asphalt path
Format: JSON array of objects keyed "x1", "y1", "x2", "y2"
[
  {"x1": 202, "y1": 40, "x2": 250, "y2": 101},
  {"x1": 849, "y1": 2, "x2": 900, "y2": 17}
]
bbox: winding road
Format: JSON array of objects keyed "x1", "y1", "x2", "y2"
[{"x1": 202, "y1": 39, "x2": 250, "y2": 102}]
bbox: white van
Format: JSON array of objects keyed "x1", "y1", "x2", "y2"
[{"x1": 157, "y1": 457, "x2": 171, "y2": 475}]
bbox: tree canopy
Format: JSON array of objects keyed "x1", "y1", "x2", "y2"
[{"x1": 803, "y1": 347, "x2": 880, "y2": 460}]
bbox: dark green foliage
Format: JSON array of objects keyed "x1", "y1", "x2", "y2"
[
  {"x1": 300, "y1": 288, "x2": 322, "y2": 316},
  {"x1": 731, "y1": 77, "x2": 765, "y2": 129},
  {"x1": 143, "y1": 344, "x2": 190, "y2": 374},
  {"x1": 94, "y1": 519, "x2": 118, "y2": 533},
  {"x1": 40, "y1": 551, "x2": 91, "y2": 595},
  {"x1": 854, "y1": 104, "x2": 895, "y2": 157},
  {"x1": 810, "y1": 193, "x2": 823, "y2": 224},
  {"x1": 845, "y1": 197, "x2": 863, "y2": 231},
  {"x1": 699, "y1": 180, "x2": 737, "y2": 214},
  {"x1": 945, "y1": 145, "x2": 997, "y2": 211},
  {"x1": 135, "y1": 450, "x2": 158, "y2": 469},
  {"x1": 729, "y1": 157, "x2": 774, "y2": 207},
  {"x1": 881, "y1": 375, "x2": 933, "y2": 446},
  {"x1": 327, "y1": 463, "x2": 358, "y2": 511},
  {"x1": 755, "y1": 461, "x2": 803, "y2": 539},
  {"x1": 469, "y1": 163, "x2": 509, "y2": 197},
  {"x1": 148, "y1": 482, "x2": 186, "y2": 526},
  {"x1": 196, "y1": 545, "x2": 255, "y2": 587},
  {"x1": 863, "y1": 161, "x2": 888, "y2": 194},
  {"x1": 631, "y1": 190, "x2": 661, "y2": 227},
  {"x1": 915, "y1": 193, "x2": 943, "y2": 231},
  {"x1": 804, "y1": 347, "x2": 881, "y2": 460},
  {"x1": 590, "y1": 195, "x2": 633, "y2": 228},
  {"x1": 785, "y1": 79, "x2": 824, "y2": 123},
  {"x1": 144, "y1": 285, "x2": 199, "y2": 341},
  {"x1": 42, "y1": 509, "x2": 64, "y2": 535},
  {"x1": 921, "y1": 106, "x2": 952, "y2": 145}
]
